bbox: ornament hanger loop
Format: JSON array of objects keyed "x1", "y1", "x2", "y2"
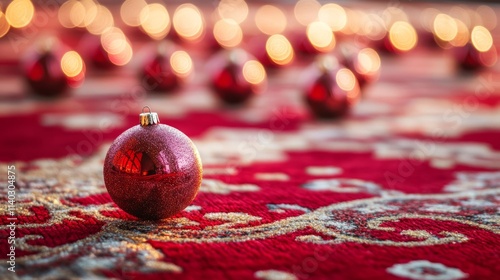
[{"x1": 140, "y1": 106, "x2": 159, "y2": 126}]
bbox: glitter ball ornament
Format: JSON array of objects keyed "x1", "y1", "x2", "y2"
[
  {"x1": 103, "y1": 107, "x2": 203, "y2": 220},
  {"x1": 23, "y1": 37, "x2": 85, "y2": 97},
  {"x1": 140, "y1": 42, "x2": 193, "y2": 93},
  {"x1": 211, "y1": 49, "x2": 267, "y2": 105},
  {"x1": 304, "y1": 56, "x2": 361, "y2": 119}
]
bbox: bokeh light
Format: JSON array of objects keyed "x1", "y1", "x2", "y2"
[
  {"x1": 213, "y1": 19, "x2": 243, "y2": 48},
  {"x1": 242, "y1": 60, "x2": 266, "y2": 85},
  {"x1": 294, "y1": 0, "x2": 321, "y2": 26},
  {"x1": 307, "y1": 21, "x2": 335, "y2": 52},
  {"x1": 6, "y1": 0, "x2": 35, "y2": 28},
  {"x1": 265, "y1": 34, "x2": 294, "y2": 66},
  {"x1": 101, "y1": 27, "x2": 129, "y2": 55},
  {"x1": 0, "y1": 11, "x2": 10, "y2": 38},
  {"x1": 61, "y1": 51, "x2": 84, "y2": 78},
  {"x1": 80, "y1": 0, "x2": 98, "y2": 28},
  {"x1": 140, "y1": 3, "x2": 170, "y2": 40},
  {"x1": 336, "y1": 68, "x2": 357, "y2": 92},
  {"x1": 389, "y1": 21, "x2": 418, "y2": 52},
  {"x1": 86, "y1": 5, "x2": 114, "y2": 35},
  {"x1": 170, "y1": 50, "x2": 193, "y2": 78},
  {"x1": 450, "y1": 19, "x2": 469, "y2": 47},
  {"x1": 433, "y1": 13, "x2": 458, "y2": 42},
  {"x1": 471, "y1": 26, "x2": 493, "y2": 52},
  {"x1": 173, "y1": 4, "x2": 204, "y2": 42},
  {"x1": 121, "y1": 0, "x2": 148, "y2": 27},
  {"x1": 318, "y1": 3, "x2": 347, "y2": 32},
  {"x1": 217, "y1": 0, "x2": 248, "y2": 24},
  {"x1": 108, "y1": 42, "x2": 133, "y2": 66},
  {"x1": 255, "y1": 5, "x2": 287, "y2": 35},
  {"x1": 355, "y1": 48, "x2": 381, "y2": 76}
]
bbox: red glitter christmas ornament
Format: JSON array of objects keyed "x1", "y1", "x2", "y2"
[
  {"x1": 23, "y1": 37, "x2": 85, "y2": 97},
  {"x1": 140, "y1": 42, "x2": 193, "y2": 93},
  {"x1": 103, "y1": 107, "x2": 203, "y2": 220},
  {"x1": 211, "y1": 49, "x2": 267, "y2": 105},
  {"x1": 305, "y1": 56, "x2": 361, "y2": 119}
]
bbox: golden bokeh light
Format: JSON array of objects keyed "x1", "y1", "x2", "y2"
[
  {"x1": 358, "y1": 13, "x2": 386, "y2": 40},
  {"x1": 6, "y1": 0, "x2": 35, "y2": 28},
  {"x1": 355, "y1": 48, "x2": 381, "y2": 76},
  {"x1": 343, "y1": 9, "x2": 368, "y2": 35},
  {"x1": 101, "y1": 27, "x2": 128, "y2": 55},
  {"x1": 59, "y1": 0, "x2": 84, "y2": 28},
  {"x1": 170, "y1": 50, "x2": 193, "y2": 78},
  {"x1": 108, "y1": 42, "x2": 133, "y2": 66},
  {"x1": 213, "y1": 19, "x2": 243, "y2": 48},
  {"x1": 86, "y1": 5, "x2": 114, "y2": 35},
  {"x1": 0, "y1": 11, "x2": 10, "y2": 38},
  {"x1": 294, "y1": 0, "x2": 321, "y2": 26},
  {"x1": 173, "y1": 4, "x2": 204, "y2": 42},
  {"x1": 471, "y1": 26, "x2": 493, "y2": 52},
  {"x1": 80, "y1": 0, "x2": 98, "y2": 28},
  {"x1": 61, "y1": 51, "x2": 84, "y2": 78},
  {"x1": 255, "y1": 5, "x2": 287, "y2": 35},
  {"x1": 318, "y1": 3, "x2": 347, "y2": 32},
  {"x1": 242, "y1": 60, "x2": 266, "y2": 85},
  {"x1": 307, "y1": 21, "x2": 335, "y2": 52},
  {"x1": 265, "y1": 34, "x2": 294, "y2": 66},
  {"x1": 450, "y1": 19, "x2": 469, "y2": 47},
  {"x1": 121, "y1": 0, "x2": 148, "y2": 27},
  {"x1": 433, "y1": 13, "x2": 457, "y2": 42},
  {"x1": 218, "y1": 0, "x2": 248, "y2": 24},
  {"x1": 140, "y1": 3, "x2": 170, "y2": 40},
  {"x1": 389, "y1": 21, "x2": 418, "y2": 52},
  {"x1": 336, "y1": 68, "x2": 357, "y2": 92}
]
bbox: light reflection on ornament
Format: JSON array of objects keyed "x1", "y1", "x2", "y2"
[
  {"x1": 61, "y1": 51, "x2": 84, "y2": 78},
  {"x1": 173, "y1": 4, "x2": 204, "y2": 42},
  {"x1": 170, "y1": 50, "x2": 193, "y2": 78},
  {"x1": 255, "y1": 5, "x2": 287, "y2": 35},
  {"x1": 355, "y1": 48, "x2": 381, "y2": 77},
  {"x1": 242, "y1": 60, "x2": 266, "y2": 85},
  {"x1": 265, "y1": 34, "x2": 294, "y2": 66}
]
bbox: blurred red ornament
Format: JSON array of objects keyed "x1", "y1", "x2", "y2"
[
  {"x1": 23, "y1": 37, "x2": 85, "y2": 97},
  {"x1": 140, "y1": 42, "x2": 193, "y2": 92},
  {"x1": 455, "y1": 43, "x2": 497, "y2": 71},
  {"x1": 103, "y1": 107, "x2": 203, "y2": 220},
  {"x1": 211, "y1": 49, "x2": 267, "y2": 105},
  {"x1": 305, "y1": 56, "x2": 361, "y2": 118}
]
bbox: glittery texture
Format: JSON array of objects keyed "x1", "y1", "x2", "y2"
[{"x1": 103, "y1": 124, "x2": 202, "y2": 220}]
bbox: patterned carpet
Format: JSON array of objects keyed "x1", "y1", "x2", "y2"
[{"x1": 1, "y1": 2, "x2": 500, "y2": 280}]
